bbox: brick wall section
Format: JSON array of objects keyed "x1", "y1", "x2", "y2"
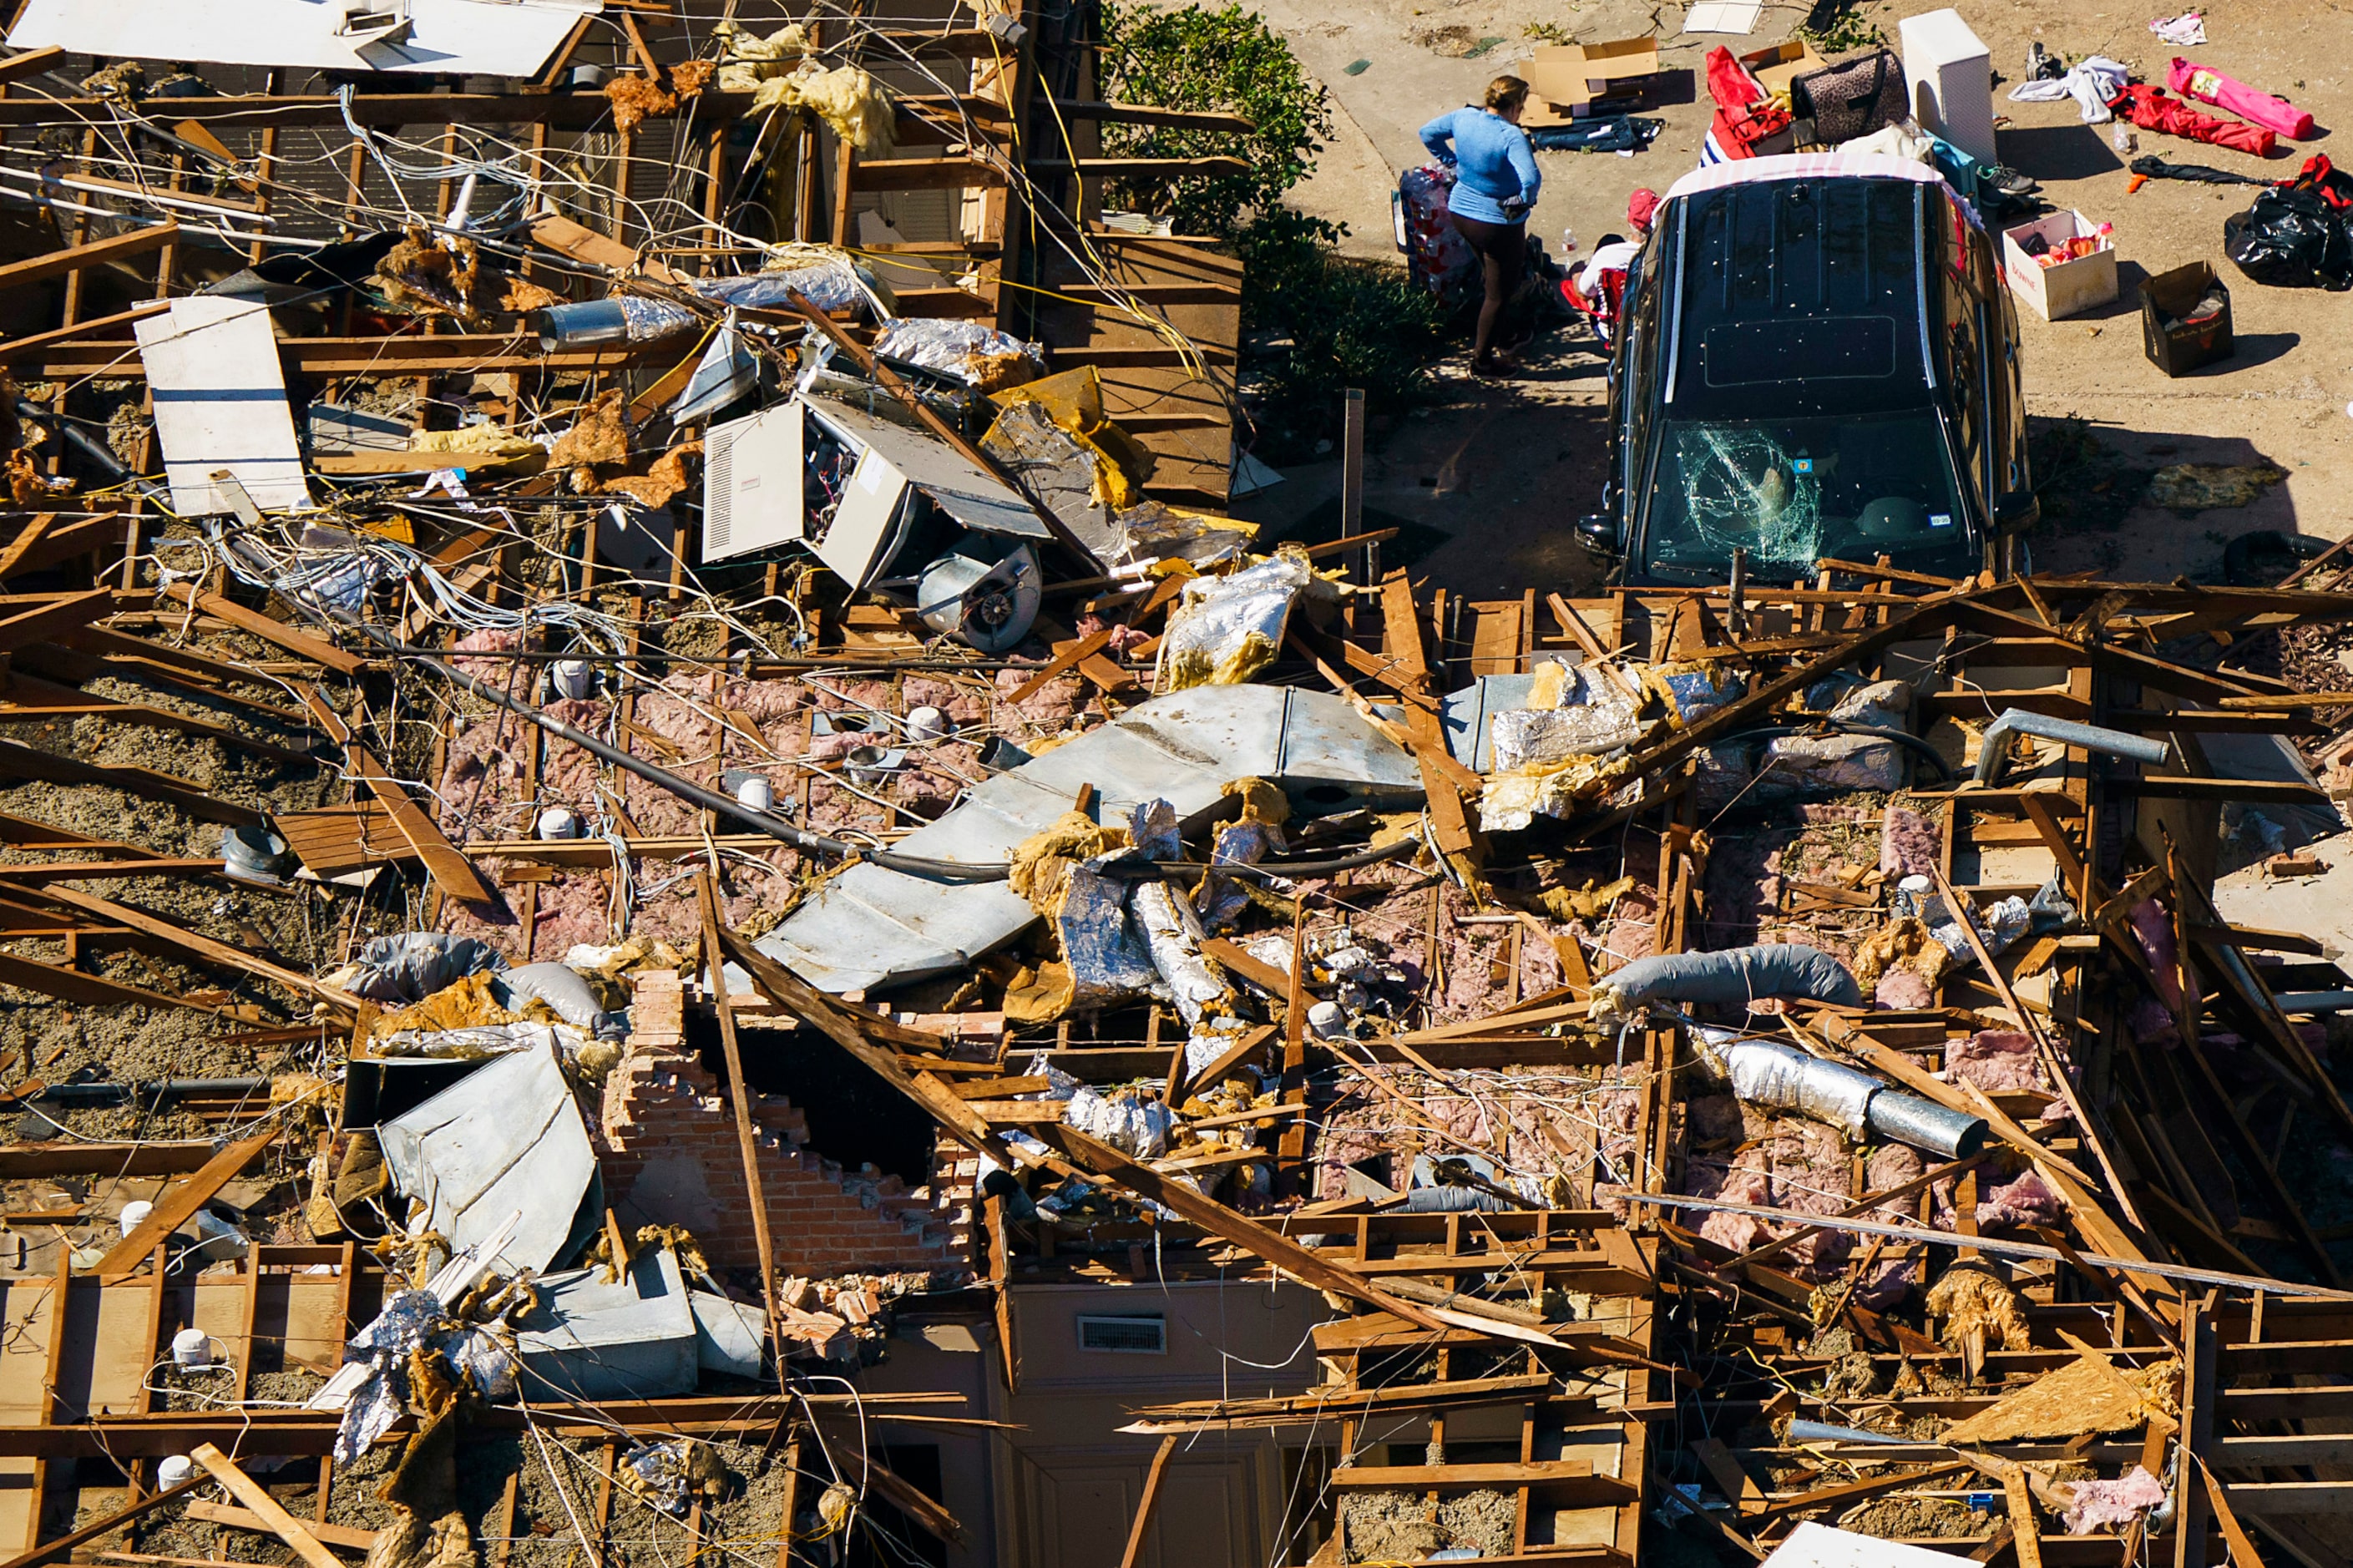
[{"x1": 595, "y1": 972, "x2": 974, "y2": 1280}]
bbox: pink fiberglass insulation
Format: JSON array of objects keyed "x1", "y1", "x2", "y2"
[
  {"x1": 992, "y1": 665, "x2": 1084, "y2": 734},
  {"x1": 438, "y1": 716, "x2": 531, "y2": 837},
  {"x1": 1762, "y1": 1120, "x2": 1854, "y2": 1272},
  {"x1": 1852, "y1": 1254, "x2": 1915, "y2": 1310},
  {"x1": 901, "y1": 675, "x2": 991, "y2": 728},
  {"x1": 811, "y1": 676, "x2": 897, "y2": 715},
  {"x1": 1693, "y1": 1165, "x2": 1775, "y2": 1252},
  {"x1": 434, "y1": 867, "x2": 610, "y2": 961},
  {"x1": 448, "y1": 625, "x2": 532, "y2": 683},
  {"x1": 1866, "y1": 1143, "x2": 1925, "y2": 1206},
  {"x1": 1976, "y1": 1169, "x2": 2067, "y2": 1230},
  {"x1": 1073, "y1": 612, "x2": 1153, "y2": 655},
  {"x1": 721, "y1": 677, "x2": 810, "y2": 725},
  {"x1": 1875, "y1": 969, "x2": 1936, "y2": 1009},
  {"x1": 1947, "y1": 1029, "x2": 2044, "y2": 1093},
  {"x1": 1880, "y1": 804, "x2": 1941, "y2": 880},
  {"x1": 2129, "y1": 898, "x2": 2185, "y2": 1011},
  {"x1": 619, "y1": 769, "x2": 702, "y2": 837},
  {"x1": 632, "y1": 686, "x2": 717, "y2": 753},
  {"x1": 525, "y1": 872, "x2": 615, "y2": 957},
  {"x1": 1686, "y1": 1093, "x2": 1743, "y2": 1147},
  {"x1": 2062, "y1": 1467, "x2": 2167, "y2": 1536}
]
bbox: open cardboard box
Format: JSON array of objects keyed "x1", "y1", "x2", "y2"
[
  {"x1": 2001, "y1": 210, "x2": 2118, "y2": 321},
  {"x1": 1523, "y1": 36, "x2": 1662, "y2": 124},
  {"x1": 1740, "y1": 38, "x2": 1829, "y2": 97}
]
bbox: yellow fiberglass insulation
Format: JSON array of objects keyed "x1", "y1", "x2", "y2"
[
  {"x1": 1007, "y1": 810, "x2": 1131, "y2": 913},
  {"x1": 1924, "y1": 1263, "x2": 2030, "y2": 1381},
  {"x1": 989, "y1": 366, "x2": 1155, "y2": 509},
  {"x1": 750, "y1": 63, "x2": 897, "y2": 158},
  {"x1": 1850, "y1": 916, "x2": 1952, "y2": 994}
]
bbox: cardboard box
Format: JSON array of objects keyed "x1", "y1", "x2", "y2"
[
  {"x1": 1523, "y1": 37, "x2": 1662, "y2": 124},
  {"x1": 2140, "y1": 260, "x2": 2234, "y2": 377},
  {"x1": 1740, "y1": 39, "x2": 1829, "y2": 98},
  {"x1": 2001, "y1": 210, "x2": 2118, "y2": 321}
]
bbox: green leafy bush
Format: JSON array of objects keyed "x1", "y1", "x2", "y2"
[
  {"x1": 1097, "y1": 3, "x2": 1441, "y2": 461},
  {"x1": 1097, "y1": 1, "x2": 1333, "y2": 237},
  {"x1": 1232, "y1": 208, "x2": 1445, "y2": 461}
]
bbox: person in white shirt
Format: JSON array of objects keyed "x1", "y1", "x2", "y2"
[{"x1": 1566, "y1": 231, "x2": 1642, "y2": 343}]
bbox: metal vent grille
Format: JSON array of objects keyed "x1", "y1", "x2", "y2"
[
  {"x1": 1076, "y1": 1315, "x2": 1166, "y2": 1354},
  {"x1": 703, "y1": 422, "x2": 738, "y2": 557}
]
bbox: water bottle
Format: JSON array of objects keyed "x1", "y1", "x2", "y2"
[
  {"x1": 1560, "y1": 226, "x2": 1577, "y2": 255},
  {"x1": 2111, "y1": 124, "x2": 2135, "y2": 154}
]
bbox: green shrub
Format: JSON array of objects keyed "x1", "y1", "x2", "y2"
[
  {"x1": 1097, "y1": 1, "x2": 1333, "y2": 237},
  {"x1": 1096, "y1": 3, "x2": 1440, "y2": 461},
  {"x1": 1232, "y1": 208, "x2": 1445, "y2": 462}
]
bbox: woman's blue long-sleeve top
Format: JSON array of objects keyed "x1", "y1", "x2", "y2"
[{"x1": 1417, "y1": 106, "x2": 1541, "y2": 225}]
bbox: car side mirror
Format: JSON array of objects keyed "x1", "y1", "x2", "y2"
[
  {"x1": 1993, "y1": 491, "x2": 2040, "y2": 533},
  {"x1": 1575, "y1": 514, "x2": 1617, "y2": 553}
]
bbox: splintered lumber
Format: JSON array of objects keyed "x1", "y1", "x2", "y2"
[
  {"x1": 93, "y1": 1127, "x2": 277, "y2": 1277},
  {"x1": 1003, "y1": 626, "x2": 1116, "y2": 706},
  {"x1": 1941, "y1": 1353, "x2": 2160, "y2": 1445},
  {"x1": 1033, "y1": 1121, "x2": 1460, "y2": 1335},
  {"x1": 1, "y1": 880, "x2": 357, "y2": 1011},
  {"x1": 1200, "y1": 937, "x2": 1290, "y2": 996},
  {"x1": 184, "y1": 1505, "x2": 376, "y2": 1552},
  {"x1": 0, "y1": 514, "x2": 117, "y2": 581},
  {"x1": 1116, "y1": 1436, "x2": 1179, "y2": 1568},
  {"x1": 711, "y1": 918, "x2": 1023, "y2": 1171},
  {"x1": 161, "y1": 582, "x2": 365, "y2": 675},
  {"x1": 0, "y1": 589, "x2": 110, "y2": 654},
  {"x1": 0, "y1": 1474, "x2": 204, "y2": 1568},
  {"x1": 0, "y1": 948, "x2": 220, "y2": 1012},
  {"x1": 0, "y1": 738, "x2": 264, "y2": 827},
  {"x1": 0, "y1": 225, "x2": 178, "y2": 292},
  {"x1": 529, "y1": 213, "x2": 686, "y2": 285},
  {"x1": 299, "y1": 692, "x2": 498, "y2": 907},
  {"x1": 188, "y1": 1444, "x2": 342, "y2": 1568},
  {"x1": 0, "y1": 301, "x2": 170, "y2": 365},
  {"x1": 0, "y1": 47, "x2": 64, "y2": 87},
  {"x1": 1121, "y1": 1372, "x2": 1556, "y2": 1434}
]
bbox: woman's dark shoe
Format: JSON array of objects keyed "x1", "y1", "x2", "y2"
[{"x1": 1471, "y1": 352, "x2": 1514, "y2": 378}]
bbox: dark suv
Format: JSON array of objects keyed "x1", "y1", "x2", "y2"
[{"x1": 1580, "y1": 155, "x2": 2038, "y2": 585}]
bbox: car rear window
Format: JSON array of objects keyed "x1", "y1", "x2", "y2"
[{"x1": 1702, "y1": 316, "x2": 1896, "y2": 386}]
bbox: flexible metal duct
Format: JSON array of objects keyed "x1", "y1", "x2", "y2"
[
  {"x1": 1972, "y1": 710, "x2": 2169, "y2": 786},
  {"x1": 1713, "y1": 1039, "x2": 1987, "y2": 1158},
  {"x1": 1598, "y1": 943, "x2": 1862, "y2": 1015}
]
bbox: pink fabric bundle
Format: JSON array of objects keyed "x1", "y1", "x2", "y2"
[{"x1": 2168, "y1": 57, "x2": 2315, "y2": 139}]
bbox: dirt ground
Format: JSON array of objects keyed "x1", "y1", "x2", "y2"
[{"x1": 1228, "y1": 0, "x2": 2353, "y2": 597}]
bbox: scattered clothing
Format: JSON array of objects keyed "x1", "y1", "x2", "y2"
[
  {"x1": 2110, "y1": 83, "x2": 2276, "y2": 157},
  {"x1": 2148, "y1": 11, "x2": 2207, "y2": 46},
  {"x1": 1526, "y1": 115, "x2": 1662, "y2": 154},
  {"x1": 2128, "y1": 153, "x2": 2267, "y2": 185},
  {"x1": 2169, "y1": 56, "x2": 2314, "y2": 140},
  {"x1": 2007, "y1": 55, "x2": 2128, "y2": 123},
  {"x1": 1418, "y1": 106, "x2": 1542, "y2": 225},
  {"x1": 1703, "y1": 44, "x2": 1790, "y2": 160}
]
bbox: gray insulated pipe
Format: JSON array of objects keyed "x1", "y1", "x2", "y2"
[
  {"x1": 1972, "y1": 709, "x2": 2169, "y2": 786},
  {"x1": 1718, "y1": 1038, "x2": 1986, "y2": 1159}
]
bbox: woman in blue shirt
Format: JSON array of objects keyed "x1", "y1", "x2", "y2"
[{"x1": 1419, "y1": 76, "x2": 1542, "y2": 377}]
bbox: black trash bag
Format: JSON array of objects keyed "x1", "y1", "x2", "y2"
[{"x1": 2224, "y1": 185, "x2": 2353, "y2": 289}]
